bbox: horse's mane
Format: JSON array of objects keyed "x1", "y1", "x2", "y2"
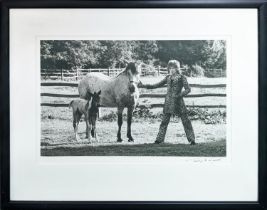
[
  {"x1": 115, "y1": 68, "x2": 127, "y2": 78},
  {"x1": 115, "y1": 62, "x2": 139, "y2": 78}
]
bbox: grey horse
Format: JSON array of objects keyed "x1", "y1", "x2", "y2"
[{"x1": 78, "y1": 62, "x2": 141, "y2": 142}]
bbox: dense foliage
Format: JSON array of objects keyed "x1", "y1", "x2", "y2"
[{"x1": 41, "y1": 40, "x2": 226, "y2": 76}]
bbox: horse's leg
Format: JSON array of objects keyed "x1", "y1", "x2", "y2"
[
  {"x1": 85, "y1": 118, "x2": 89, "y2": 138},
  {"x1": 86, "y1": 120, "x2": 91, "y2": 143},
  {"x1": 90, "y1": 116, "x2": 94, "y2": 137},
  {"x1": 72, "y1": 112, "x2": 76, "y2": 132},
  {"x1": 95, "y1": 127, "x2": 98, "y2": 142},
  {"x1": 117, "y1": 106, "x2": 124, "y2": 142},
  {"x1": 90, "y1": 116, "x2": 95, "y2": 138},
  {"x1": 72, "y1": 113, "x2": 77, "y2": 140},
  {"x1": 127, "y1": 106, "x2": 134, "y2": 142},
  {"x1": 92, "y1": 118, "x2": 98, "y2": 142},
  {"x1": 91, "y1": 126, "x2": 94, "y2": 138},
  {"x1": 74, "y1": 112, "x2": 82, "y2": 142}
]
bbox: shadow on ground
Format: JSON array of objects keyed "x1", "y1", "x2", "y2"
[{"x1": 41, "y1": 139, "x2": 226, "y2": 156}]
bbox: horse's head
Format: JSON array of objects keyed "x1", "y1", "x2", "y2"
[
  {"x1": 87, "y1": 90, "x2": 101, "y2": 109},
  {"x1": 92, "y1": 90, "x2": 101, "y2": 108},
  {"x1": 125, "y1": 62, "x2": 141, "y2": 93}
]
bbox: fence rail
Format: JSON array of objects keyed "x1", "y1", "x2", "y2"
[
  {"x1": 41, "y1": 93, "x2": 226, "y2": 98},
  {"x1": 41, "y1": 68, "x2": 125, "y2": 80},
  {"x1": 41, "y1": 103, "x2": 226, "y2": 108},
  {"x1": 41, "y1": 82, "x2": 226, "y2": 88},
  {"x1": 41, "y1": 67, "x2": 225, "y2": 80},
  {"x1": 41, "y1": 82, "x2": 226, "y2": 109}
]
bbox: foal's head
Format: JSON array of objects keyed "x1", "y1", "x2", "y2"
[
  {"x1": 91, "y1": 90, "x2": 101, "y2": 109},
  {"x1": 86, "y1": 90, "x2": 101, "y2": 111},
  {"x1": 125, "y1": 62, "x2": 141, "y2": 93}
]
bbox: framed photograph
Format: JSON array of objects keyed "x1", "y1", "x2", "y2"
[{"x1": 1, "y1": 0, "x2": 267, "y2": 209}]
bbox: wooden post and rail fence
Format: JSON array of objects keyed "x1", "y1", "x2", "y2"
[
  {"x1": 41, "y1": 82, "x2": 226, "y2": 109},
  {"x1": 41, "y1": 67, "x2": 225, "y2": 80}
]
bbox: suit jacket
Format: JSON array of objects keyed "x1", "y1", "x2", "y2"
[{"x1": 145, "y1": 74, "x2": 191, "y2": 115}]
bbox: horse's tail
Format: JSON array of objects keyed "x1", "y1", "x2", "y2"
[{"x1": 69, "y1": 100, "x2": 74, "y2": 109}]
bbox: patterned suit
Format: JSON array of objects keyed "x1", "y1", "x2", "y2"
[{"x1": 144, "y1": 74, "x2": 195, "y2": 144}]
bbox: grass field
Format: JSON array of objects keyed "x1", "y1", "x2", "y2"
[
  {"x1": 41, "y1": 76, "x2": 226, "y2": 156},
  {"x1": 41, "y1": 118, "x2": 226, "y2": 156}
]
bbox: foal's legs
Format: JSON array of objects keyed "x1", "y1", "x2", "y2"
[
  {"x1": 91, "y1": 117, "x2": 98, "y2": 142},
  {"x1": 86, "y1": 123, "x2": 89, "y2": 138},
  {"x1": 91, "y1": 125, "x2": 95, "y2": 138},
  {"x1": 117, "y1": 106, "x2": 124, "y2": 142},
  {"x1": 85, "y1": 115, "x2": 89, "y2": 138},
  {"x1": 73, "y1": 112, "x2": 82, "y2": 142},
  {"x1": 127, "y1": 106, "x2": 134, "y2": 142},
  {"x1": 90, "y1": 115, "x2": 97, "y2": 140},
  {"x1": 85, "y1": 115, "x2": 91, "y2": 142}
]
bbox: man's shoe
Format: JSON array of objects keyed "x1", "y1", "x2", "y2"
[
  {"x1": 190, "y1": 141, "x2": 196, "y2": 145},
  {"x1": 154, "y1": 140, "x2": 163, "y2": 144}
]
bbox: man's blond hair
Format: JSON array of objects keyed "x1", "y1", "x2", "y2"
[{"x1": 167, "y1": 60, "x2": 181, "y2": 74}]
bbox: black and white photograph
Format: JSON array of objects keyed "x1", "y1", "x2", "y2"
[
  {"x1": 41, "y1": 40, "x2": 227, "y2": 156},
  {"x1": 5, "y1": 6, "x2": 263, "y2": 204}
]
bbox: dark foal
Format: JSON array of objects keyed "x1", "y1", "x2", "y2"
[
  {"x1": 69, "y1": 91, "x2": 101, "y2": 142},
  {"x1": 87, "y1": 91, "x2": 101, "y2": 139}
]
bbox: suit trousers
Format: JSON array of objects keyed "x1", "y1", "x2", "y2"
[{"x1": 155, "y1": 112, "x2": 195, "y2": 143}]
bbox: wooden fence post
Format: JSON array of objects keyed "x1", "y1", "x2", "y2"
[
  {"x1": 76, "y1": 68, "x2": 78, "y2": 81},
  {"x1": 60, "y1": 69, "x2": 63, "y2": 80},
  {"x1": 44, "y1": 69, "x2": 47, "y2": 79},
  {"x1": 158, "y1": 66, "x2": 160, "y2": 76},
  {"x1": 108, "y1": 68, "x2": 110, "y2": 76}
]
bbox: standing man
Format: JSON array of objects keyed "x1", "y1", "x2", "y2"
[{"x1": 140, "y1": 60, "x2": 196, "y2": 145}]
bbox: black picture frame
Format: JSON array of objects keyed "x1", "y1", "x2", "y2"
[{"x1": 1, "y1": 0, "x2": 267, "y2": 209}]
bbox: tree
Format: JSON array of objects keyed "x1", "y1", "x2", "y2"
[
  {"x1": 156, "y1": 40, "x2": 211, "y2": 67},
  {"x1": 204, "y1": 40, "x2": 226, "y2": 70},
  {"x1": 132, "y1": 41, "x2": 158, "y2": 65},
  {"x1": 98, "y1": 41, "x2": 135, "y2": 68},
  {"x1": 41, "y1": 40, "x2": 226, "y2": 77},
  {"x1": 41, "y1": 40, "x2": 104, "y2": 69}
]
